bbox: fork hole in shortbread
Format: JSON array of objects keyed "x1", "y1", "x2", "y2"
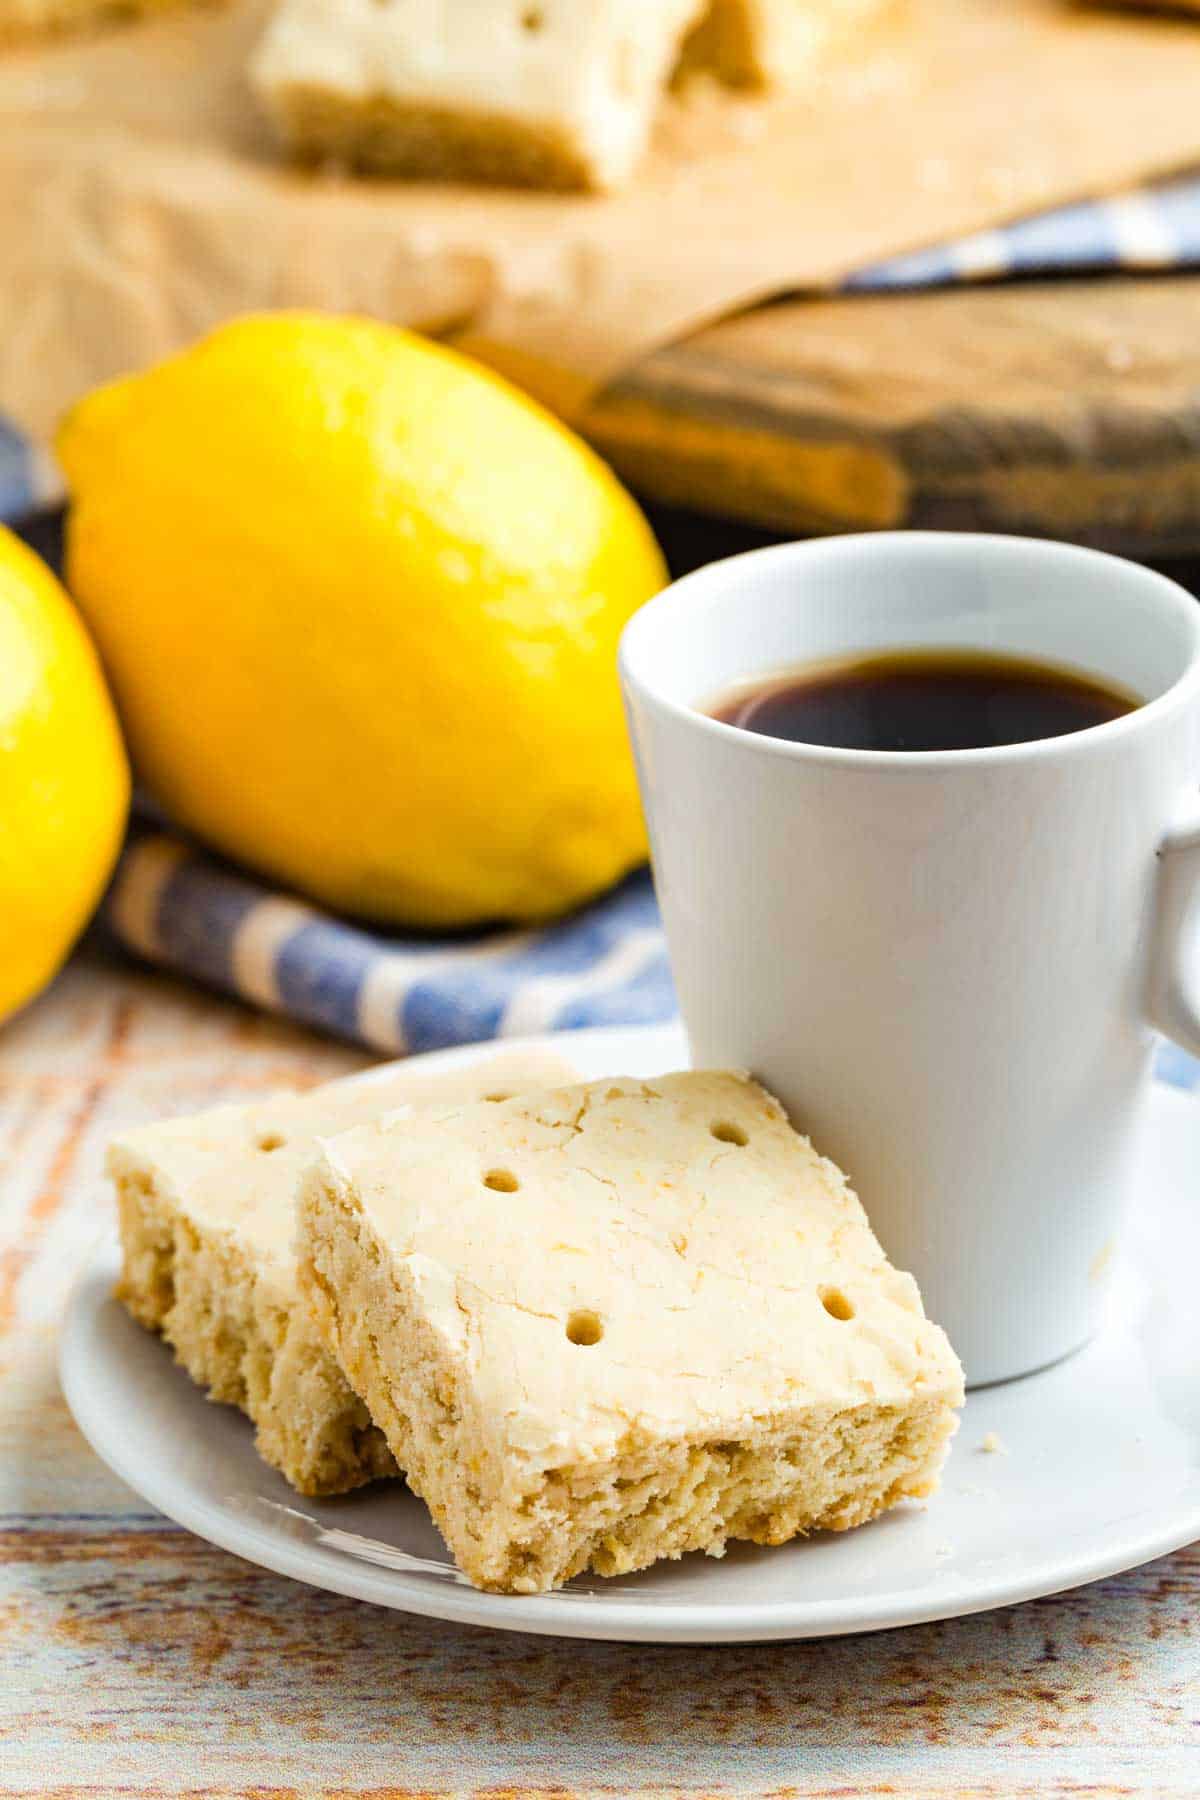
[
  {"x1": 711, "y1": 1120, "x2": 749, "y2": 1147},
  {"x1": 566, "y1": 1309, "x2": 604, "y2": 1347},
  {"x1": 257, "y1": 1133, "x2": 286, "y2": 1153},
  {"x1": 484, "y1": 1168, "x2": 520, "y2": 1192},
  {"x1": 820, "y1": 1286, "x2": 855, "y2": 1322}
]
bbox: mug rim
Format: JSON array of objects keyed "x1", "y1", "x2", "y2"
[{"x1": 619, "y1": 531, "x2": 1200, "y2": 771}]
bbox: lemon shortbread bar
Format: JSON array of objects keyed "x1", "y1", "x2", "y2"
[
  {"x1": 299, "y1": 1070, "x2": 964, "y2": 1591},
  {"x1": 111, "y1": 1048, "x2": 576, "y2": 1496},
  {"x1": 0, "y1": 0, "x2": 205, "y2": 45},
  {"x1": 681, "y1": 0, "x2": 894, "y2": 89},
  {"x1": 250, "y1": 0, "x2": 707, "y2": 191}
]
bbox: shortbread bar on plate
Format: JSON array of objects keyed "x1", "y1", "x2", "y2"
[
  {"x1": 110, "y1": 1048, "x2": 576, "y2": 1496},
  {"x1": 250, "y1": 0, "x2": 707, "y2": 191},
  {"x1": 299, "y1": 1070, "x2": 963, "y2": 1591}
]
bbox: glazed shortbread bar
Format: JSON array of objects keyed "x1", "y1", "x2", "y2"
[
  {"x1": 681, "y1": 0, "x2": 894, "y2": 89},
  {"x1": 299, "y1": 1071, "x2": 963, "y2": 1592},
  {"x1": 680, "y1": 0, "x2": 895, "y2": 89},
  {"x1": 0, "y1": 0, "x2": 203, "y2": 44},
  {"x1": 250, "y1": 0, "x2": 707, "y2": 191},
  {"x1": 111, "y1": 1048, "x2": 576, "y2": 1496}
]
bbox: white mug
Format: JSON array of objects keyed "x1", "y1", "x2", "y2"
[{"x1": 620, "y1": 532, "x2": 1200, "y2": 1385}]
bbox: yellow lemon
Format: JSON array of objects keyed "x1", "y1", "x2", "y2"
[
  {"x1": 0, "y1": 526, "x2": 130, "y2": 1024},
  {"x1": 57, "y1": 314, "x2": 667, "y2": 928}
]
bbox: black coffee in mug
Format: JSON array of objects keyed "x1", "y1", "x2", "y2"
[{"x1": 709, "y1": 648, "x2": 1140, "y2": 753}]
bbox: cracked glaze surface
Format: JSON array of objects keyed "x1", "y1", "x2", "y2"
[{"x1": 314, "y1": 1072, "x2": 963, "y2": 1466}]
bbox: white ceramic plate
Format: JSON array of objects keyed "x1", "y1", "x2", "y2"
[{"x1": 60, "y1": 1022, "x2": 1200, "y2": 1643}]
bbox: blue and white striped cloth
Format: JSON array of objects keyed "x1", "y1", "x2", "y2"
[
  {"x1": 100, "y1": 829, "x2": 1200, "y2": 1087},
  {"x1": 104, "y1": 832, "x2": 677, "y2": 1054},
  {"x1": 11, "y1": 170, "x2": 1200, "y2": 1053},
  {"x1": 844, "y1": 171, "x2": 1200, "y2": 291}
]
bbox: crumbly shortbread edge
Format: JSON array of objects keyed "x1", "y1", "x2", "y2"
[
  {"x1": 254, "y1": 82, "x2": 608, "y2": 192},
  {"x1": 112, "y1": 1151, "x2": 397, "y2": 1496}
]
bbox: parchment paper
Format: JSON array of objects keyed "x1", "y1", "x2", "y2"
[{"x1": 3, "y1": 0, "x2": 1200, "y2": 437}]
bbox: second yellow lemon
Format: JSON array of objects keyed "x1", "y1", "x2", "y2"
[
  {"x1": 57, "y1": 314, "x2": 667, "y2": 928},
  {"x1": 0, "y1": 526, "x2": 129, "y2": 1024}
]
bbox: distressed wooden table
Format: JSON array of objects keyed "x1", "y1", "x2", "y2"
[{"x1": 1, "y1": 946, "x2": 1198, "y2": 1798}]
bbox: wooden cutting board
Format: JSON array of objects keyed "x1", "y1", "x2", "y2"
[{"x1": 582, "y1": 275, "x2": 1200, "y2": 556}]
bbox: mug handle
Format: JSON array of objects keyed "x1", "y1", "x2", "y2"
[{"x1": 1150, "y1": 808, "x2": 1200, "y2": 1056}]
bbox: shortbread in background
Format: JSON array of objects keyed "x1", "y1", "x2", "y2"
[
  {"x1": 679, "y1": 0, "x2": 895, "y2": 89},
  {"x1": 250, "y1": 0, "x2": 709, "y2": 191},
  {"x1": 0, "y1": 0, "x2": 202, "y2": 43}
]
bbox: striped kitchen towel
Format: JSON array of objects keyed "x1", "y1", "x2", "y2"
[
  {"x1": 104, "y1": 831, "x2": 676, "y2": 1054},
  {"x1": 102, "y1": 829, "x2": 1200, "y2": 1075},
  {"x1": 845, "y1": 170, "x2": 1200, "y2": 291}
]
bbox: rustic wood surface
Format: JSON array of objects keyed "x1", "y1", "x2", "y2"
[
  {"x1": 584, "y1": 276, "x2": 1200, "y2": 557},
  {"x1": 2, "y1": 947, "x2": 1198, "y2": 1797}
]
